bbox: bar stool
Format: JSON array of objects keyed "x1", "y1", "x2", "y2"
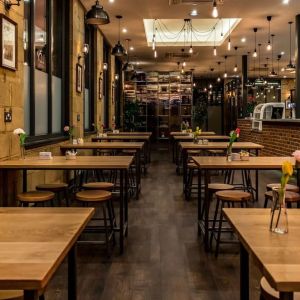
[
  {"x1": 17, "y1": 191, "x2": 55, "y2": 207},
  {"x1": 36, "y1": 183, "x2": 69, "y2": 206},
  {"x1": 260, "y1": 277, "x2": 300, "y2": 300},
  {"x1": 0, "y1": 291, "x2": 45, "y2": 300},
  {"x1": 266, "y1": 183, "x2": 299, "y2": 192},
  {"x1": 211, "y1": 190, "x2": 251, "y2": 257},
  {"x1": 75, "y1": 190, "x2": 115, "y2": 255},
  {"x1": 185, "y1": 162, "x2": 198, "y2": 200},
  {"x1": 264, "y1": 190, "x2": 300, "y2": 208}
]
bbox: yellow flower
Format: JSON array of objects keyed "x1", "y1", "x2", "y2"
[{"x1": 282, "y1": 161, "x2": 293, "y2": 176}]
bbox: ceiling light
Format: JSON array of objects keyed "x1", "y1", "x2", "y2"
[
  {"x1": 190, "y1": 9, "x2": 198, "y2": 17},
  {"x1": 282, "y1": 0, "x2": 289, "y2": 4},
  {"x1": 217, "y1": 77, "x2": 221, "y2": 82},
  {"x1": 234, "y1": 46, "x2": 238, "y2": 72},
  {"x1": 266, "y1": 16, "x2": 272, "y2": 51},
  {"x1": 112, "y1": 16, "x2": 126, "y2": 57},
  {"x1": 109, "y1": 0, "x2": 114, "y2": 2},
  {"x1": 183, "y1": 61, "x2": 186, "y2": 67},
  {"x1": 281, "y1": 51, "x2": 285, "y2": 55},
  {"x1": 227, "y1": 20, "x2": 231, "y2": 51},
  {"x1": 253, "y1": 28, "x2": 258, "y2": 58},
  {"x1": 213, "y1": 46, "x2": 217, "y2": 56},
  {"x1": 224, "y1": 72, "x2": 228, "y2": 78},
  {"x1": 241, "y1": 37, "x2": 246, "y2": 43},
  {"x1": 154, "y1": 50, "x2": 157, "y2": 58},
  {"x1": 212, "y1": 0, "x2": 218, "y2": 18},
  {"x1": 189, "y1": 46, "x2": 193, "y2": 54},
  {"x1": 286, "y1": 21, "x2": 296, "y2": 71},
  {"x1": 85, "y1": 0, "x2": 110, "y2": 25},
  {"x1": 281, "y1": 67, "x2": 285, "y2": 72},
  {"x1": 209, "y1": 84, "x2": 213, "y2": 89},
  {"x1": 130, "y1": 46, "x2": 134, "y2": 51},
  {"x1": 122, "y1": 28, "x2": 127, "y2": 33},
  {"x1": 224, "y1": 55, "x2": 228, "y2": 77}
]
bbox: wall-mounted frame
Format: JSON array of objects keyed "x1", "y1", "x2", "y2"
[
  {"x1": 0, "y1": 14, "x2": 17, "y2": 71},
  {"x1": 76, "y1": 63, "x2": 83, "y2": 93}
]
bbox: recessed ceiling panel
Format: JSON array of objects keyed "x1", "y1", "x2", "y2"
[{"x1": 144, "y1": 18, "x2": 241, "y2": 47}]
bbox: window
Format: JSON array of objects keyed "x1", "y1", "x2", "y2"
[
  {"x1": 24, "y1": 0, "x2": 69, "y2": 144},
  {"x1": 84, "y1": 25, "x2": 95, "y2": 132}
]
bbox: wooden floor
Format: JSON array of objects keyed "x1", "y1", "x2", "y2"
[{"x1": 45, "y1": 149, "x2": 284, "y2": 300}]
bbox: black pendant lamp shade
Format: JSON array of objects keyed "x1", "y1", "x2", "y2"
[
  {"x1": 112, "y1": 16, "x2": 126, "y2": 57},
  {"x1": 85, "y1": 1, "x2": 110, "y2": 25}
]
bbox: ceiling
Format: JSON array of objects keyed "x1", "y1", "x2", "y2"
[{"x1": 82, "y1": 0, "x2": 300, "y2": 78}]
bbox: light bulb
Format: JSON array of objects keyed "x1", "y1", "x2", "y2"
[
  {"x1": 183, "y1": 61, "x2": 186, "y2": 67},
  {"x1": 281, "y1": 67, "x2": 285, "y2": 72},
  {"x1": 267, "y1": 43, "x2": 272, "y2": 51},
  {"x1": 209, "y1": 84, "x2": 212, "y2": 89},
  {"x1": 189, "y1": 46, "x2": 193, "y2": 54},
  {"x1": 152, "y1": 38, "x2": 155, "y2": 50},
  {"x1": 227, "y1": 40, "x2": 231, "y2": 51},
  {"x1": 204, "y1": 88, "x2": 207, "y2": 92},
  {"x1": 217, "y1": 77, "x2": 221, "y2": 82},
  {"x1": 224, "y1": 72, "x2": 228, "y2": 78},
  {"x1": 253, "y1": 51, "x2": 257, "y2": 58},
  {"x1": 283, "y1": 0, "x2": 289, "y2": 4},
  {"x1": 213, "y1": 47, "x2": 217, "y2": 56},
  {"x1": 154, "y1": 50, "x2": 157, "y2": 58},
  {"x1": 212, "y1": 5, "x2": 218, "y2": 18},
  {"x1": 234, "y1": 65, "x2": 238, "y2": 72}
]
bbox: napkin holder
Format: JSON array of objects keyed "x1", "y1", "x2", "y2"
[{"x1": 39, "y1": 152, "x2": 53, "y2": 160}]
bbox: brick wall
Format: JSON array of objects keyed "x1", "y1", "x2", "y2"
[{"x1": 238, "y1": 119, "x2": 300, "y2": 156}]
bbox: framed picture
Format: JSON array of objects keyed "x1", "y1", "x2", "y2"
[
  {"x1": 0, "y1": 14, "x2": 18, "y2": 71},
  {"x1": 76, "y1": 63, "x2": 82, "y2": 93}
]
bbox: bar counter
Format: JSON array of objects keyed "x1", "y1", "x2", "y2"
[{"x1": 237, "y1": 118, "x2": 300, "y2": 156}]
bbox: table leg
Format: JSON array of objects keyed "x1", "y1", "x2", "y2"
[
  {"x1": 255, "y1": 149, "x2": 259, "y2": 202},
  {"x1": 23, "y1": 169, "x2": 27, "y2": 192},
  {"x1": 125, "y1": 169, "x2": 129, "y2": 237},
  {"x1": 120, "y1": 169, "x2": 124, "y2": 254},
  {"x1": 279, "y1": 292, "x2": 294, "y2": 300},
  {"x1": 197, "y1": 167, "x2": 202, "y2": 236},
  {"x1": 182, "y1": 149, "x2": 187, "y2": 190},
  {"x1": 68, "y1": 244, "x2": 77, "y2": 300},
  {"x1": 136, "y1": 149, "x2": 141, "y2": 200},
  {"x1": 240, "y1": 243, "x2": 249, "y2": 300},
  {"x1": 24, "y1": 290, "x2": 39, "y2": 300},
  {"x1": 204, "y1": 169, "x2": 209, "y2": 252}
]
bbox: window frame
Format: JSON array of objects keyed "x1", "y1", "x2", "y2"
[{"x1": 24, "y1": 0, "x2": 70, "y2": 148}]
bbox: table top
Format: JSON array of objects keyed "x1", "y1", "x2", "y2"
[
  {"x1": 92, "y1": 136, "x2": 150, "y2": 141},
  {"x1": 173, "y1": 135, "x2": 229, "y2": 141},
  {"x1": 0, "y1": 156, "x2": 134, "y2": 170},
  {"x1": 107, "y1": 132, "x2": 152, "y2": 137},
  {"x1": 0, "y1": 208, "x2": 94, "y2": 290},
  {"x1": 223, "y1": 208, "x2": 300, "y2": 292},
  {"x1": 61, "y1": 142, "x2": 144, "y2": 150},
  {"x1": 180, "y1": 141, "x2": 264, "y2": 150},
  {"x1": 192, "y1": 156, "x2": 295, "y2": 170},
  {"x1": 170, "y1": 131, "x2": 215, "y2": 136}
]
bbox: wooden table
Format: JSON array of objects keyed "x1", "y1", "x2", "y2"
[
  {"x1": 170, "y1": 131, "x2": 216, "y2": 136},
  {"x1": 92, "y1": 136, "x2": 151, "y2": 163},
  {"x1": 172, "y1": 135, "x2": 229, "y2": 163},
  {"x1": 223, "y1": 208, "x2": 300, "y2": 300},
  {"x1": 61, "y1": 142, "x2": 143, "y2": 200},
  {"x1": 192, "y1": 156, "x2": 295, "y2": 252},
  {"x1": 107, "y1": 132, "x2": 152, "y2": 137},
  {"x1": 0, "y1": 207, "x2": 94, "y2": 300},
  {"x1": 181, "y1": 142, "x2": 264, "y2": 189},
  {"x1": 0, "y1": 156, "x2": 133, "y2": 254}
]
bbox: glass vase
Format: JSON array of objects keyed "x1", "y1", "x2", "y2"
[
  {"x1": 20, "y1": 145, "x2": 25, "y2": 159},
  {"x1": 269, "y1": 187, "x2": 288, "y2": 234},
  {"x1": 226, "y1": 147, "x2": 232, "y2": 162}
]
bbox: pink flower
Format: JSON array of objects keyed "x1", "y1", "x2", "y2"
[
  {"x1": 64, "y1": 126, "x2": 70, "y2": 132},
  {"x1": 292, "y1": 150, "x2": 300, "y2": 162}
]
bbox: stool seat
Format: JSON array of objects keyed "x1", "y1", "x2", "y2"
[
  {"x1": 260, "y1": 277, "x2": 300, "y2": 300},
  {"x1": 215, "y1": 190, "x2": 251, "y2": 202},
  {"x1": 82, "y1": 182, "x2": 114, "y2": 191},
  {"x1": 208, "y1": 183, "x2": 235, "y2": 192},
  {"x1": 36, "y1": 183, "x2": 68, "y2": 192},
  {"x1": 265, "y1": 191, "x2": 300, "y2": 202},
  {"x1": 76, "y1": 190, "x2": 112, "y2": 202},
  {"x1": 17, "y1": 191, "x2": 55, "y2": 203},
  {"x1": 0, "y1": 290, "x2": 23, "y2": 300},
  {"x1": 267, "y1": 183, "x2": 299, "y2": 193}
]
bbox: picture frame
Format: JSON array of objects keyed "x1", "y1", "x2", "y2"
[
  {"x1": 0, "y1": 14, "x2": 18, "y2": 71},
  {"x1": 76, "y1": 63, "x2": 83, "y2": 93}
]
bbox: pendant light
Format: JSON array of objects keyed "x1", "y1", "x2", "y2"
[
  {"x1": 112, "y1": 16, "x2": 126, "y2": 57},
  {"x1": 122, "y1": 39, "x2": 134, "y2": 72},
  {"x1": 266, "y1": 16, "x2": 272, "y2": 51},
  {"x1": 213, "y1": 27, "x2": 217, "y2": 56},
  {"x1": 224, "y1": 56, "x2": 228, "y2": 78},
  {"x1": 85, "y1": 0, "x2": 110, "y2": 25},
  {"x1": 189, "y1": 20, "x2": 193, "y2": 54},
  {"x1": 269, "y1": 34, "x2": 277, "y2": 77},
  {"x1": 217, "y1": 61, "x2": 221, "y2": 82},
  {"x1": 234, "y1": 47, "x2": 238, "y2": 72},
  {"x1": 227, "y1": 20, "x2": 231, "y2": 51},
  {"x1": 258, "y1": 43, "x2": 262, "y2": 79},
  {"x1": 212, "y1": 0, "x2": 218, "y2": 18},
  {"x1": 252, "y1": 28, "x2": 258, "y2": 58},
  {"x1": 286, "y1": 21, "x2": 296, "y2": 71}
]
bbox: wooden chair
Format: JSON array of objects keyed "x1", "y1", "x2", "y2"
[
  {"x1": 211, "y1": 190, "x2": 251, "y2": 257},
  {"x1": 260, "y1": 277, "x2": 300, "y2": 300},
  {"x1": 264, "y1": 191, "x2": 300, "y2": 208},
  {"x1": 36, "y1": 183, "x2": 69, "y2": 206},
  {"x1": 75, "y1": 190, "x2": 115, "y2": 255},
  {"x1": 17, "y1": 191, "x2": 55, "y2": 207}
]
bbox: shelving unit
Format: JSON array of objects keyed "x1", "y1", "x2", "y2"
[{"x1": 123, "y1": 71, "x2": 193, "y2": 140}]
